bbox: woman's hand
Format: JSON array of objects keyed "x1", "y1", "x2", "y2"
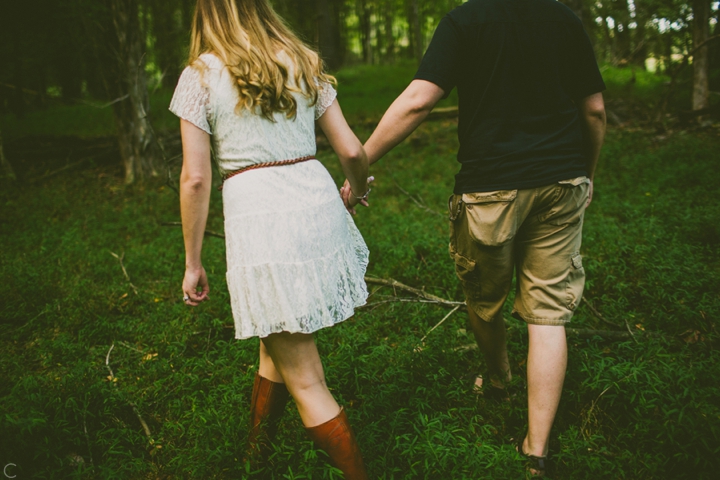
[
  {"x1": 340, "y1": 176, "x2": 374, "y2": 215},
  {"x1": 182, "y1": 266, "x2": 210, "y2": 306}
]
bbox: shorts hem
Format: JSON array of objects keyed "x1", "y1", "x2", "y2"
[
  {"x1": 465, "y1": 300, "x2": 498, "y2": 322},
  {"x1": 512, "y1": 309, "x2": 572, "y2": 326}
]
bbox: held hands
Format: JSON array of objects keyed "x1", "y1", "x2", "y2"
[
  {"x1": 182, "y1": 265, "x2": 210, "y2": 306},
  {"x1": 340, "y1": 176, "x2": 375, "y2": 215}
]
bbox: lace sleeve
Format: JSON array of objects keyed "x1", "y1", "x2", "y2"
[
  {"x1": 169, "y1": 66, "x2": 212, "y2": 134},
  {"x1": 314, "y1": 81, "x2": 337, "y2": 120}
]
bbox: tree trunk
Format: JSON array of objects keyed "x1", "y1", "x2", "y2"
[
  {"x1": 109, "y1": 0, "x2": 161, "y2": 184},
  {"x1": 358, "y1": 0, "x2": 373, "y2": 64},
  {"x1": 0, "y1": 128, "x2": 16, "y2": 181},
  {"x1": 692, "y1": 0, "x2": 710, "y2": 110},
  {"x1": 150, "y1": 0, "x2": 182, "y2": 89},
  {"x1": 383, "y1": 0, "x2": 395, "y2": 63},
  {"x1": 316, "y1": 0, "x2": 343, "y2": 70},
  {"x1": 409, "y1": 0, "x2": 422, "y2": 63}
]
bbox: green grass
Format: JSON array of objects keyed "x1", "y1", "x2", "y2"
[{"x1": 1, "y1": 64, "x2": 720, "y2": 478}]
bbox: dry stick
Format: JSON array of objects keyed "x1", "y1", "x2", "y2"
[
  {"x1": 580, "y1": 373, "x2": 634, "y2": 440},
  {"x1": 105, "y1": 343, "x2": 154, "y2": 442},
  {"x1": 160, "y1": 221, "x2": 226, "y2": 239},
  {"x1": 118, "y1": 341, "x2": 146, "y2": 354},
  {"x1": 624, "y1": 318, "x2": 639, "y2": 344},
  {"x1": 363, "y1": 276, "x2": 464, "y2": 308},
  {"x1": 582, "y1": 298, "x2": 623, "y2": 329},
  {"x1": 366, "y1": 276, "x2": 668, "y2": 343},
  {"x1": 420, "y1": 305, "x2": 461, "y2": 343},
  {"x1": 109, "y1": 251, "x2": 139, "y2": 295},
  {"x1": 393, "y1": 179, "x2": 445, "y2": 218},
  {"x1": 580, "y1": 383, "x2": 613, "y2": 440},
  {"x1": 29, "y1": 155, "x2": 98, "y2": 183}
]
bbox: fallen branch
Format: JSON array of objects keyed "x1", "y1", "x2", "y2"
[
  {"x1": 105, "y1": 342, "x2": 153, "y2": 442},
  {"x1": 29, "y1": 156, "x2": 97, "y2": 184},
  {"x1": 455, "y1": 329, "x2": 667, "y2": 351},
  {"x1": 160, "y1": 221, "x2": 225, "y2": 239},
  {"x1": 364, "y1": 276, "x2": 464, "y2": 309},
  {"x1": 582, "y1": 298, "x2": 623, "y2": 329},
  {"x1": 393, "y1": 180, "x2": 444, "y2": 218},
  {"x1": 109, "y1": 251, "x2": 139, "y2": 295},
  {"x1": 420, "y1": 305, "x2": 461, "y2": 343}
]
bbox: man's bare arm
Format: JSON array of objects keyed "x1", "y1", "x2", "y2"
[
  {"x1": 364, "y1": 80, "x2": 446, "y2": 164},
  {"x1": 579, "y1": 92, "x2": 606, "y2": 206}
]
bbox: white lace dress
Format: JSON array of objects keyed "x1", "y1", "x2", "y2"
[{"x1": 169, "y1": 53, "x2": 369, "y2": 339}]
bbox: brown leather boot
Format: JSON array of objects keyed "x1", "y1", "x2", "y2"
[
  {"x1": 245, "y1": 372, "x2": 290, "y2": 466},
  {"x1": 305, "y1": 408, "x2": 368, "y2": 480}
]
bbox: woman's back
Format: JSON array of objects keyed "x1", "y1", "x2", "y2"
[{"x1": 170, "y1": 52, "x2": 336, "y2": 175}]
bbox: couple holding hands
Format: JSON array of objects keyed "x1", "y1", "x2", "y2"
[{"x1": 171, "y1": 0, "x2": 606, "y2": 477}]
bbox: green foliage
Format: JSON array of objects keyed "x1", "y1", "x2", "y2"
[{"x1": 1, "y1": 66, "x2": 720, "y2": 479}]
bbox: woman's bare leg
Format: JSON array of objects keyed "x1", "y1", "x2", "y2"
[
  {"x1": 259, "y1": 339, "x2": 284, "y2": 383},
  {"x1": 261, "y1": 332, "x2": 341, "y2": 428}
]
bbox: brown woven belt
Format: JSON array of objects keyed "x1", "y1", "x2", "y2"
[{"x1": 218, "y1": 155, "x2": 316, "y2": 191}]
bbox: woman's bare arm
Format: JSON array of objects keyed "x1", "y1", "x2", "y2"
[
  {"x1": 317, "y1": 100, "x2": 369, "y2": 214},
  {"x1": 179, "y1": 119, "x2": 212, "y2": 305}
]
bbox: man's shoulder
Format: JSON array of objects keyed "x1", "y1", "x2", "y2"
[{"x1": 447, "y1": 0, "x2": 580, "y2": 26}]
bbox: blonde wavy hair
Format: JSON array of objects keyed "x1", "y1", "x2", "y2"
[{"x1": 188, "y1": 0, "x2": 336, "y2": 121}]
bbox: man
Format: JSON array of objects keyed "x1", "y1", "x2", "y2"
[{"x1": 342, "y1": 0, "x2": 606, "y2": 476}]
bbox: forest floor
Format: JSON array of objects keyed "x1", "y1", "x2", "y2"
[{"x1": 1, "y1": 64, "x2": 719, "y2": 479}]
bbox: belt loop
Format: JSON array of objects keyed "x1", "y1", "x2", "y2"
[{"x1": 448, "y1": 194, "x2": 463, "y2": 221}]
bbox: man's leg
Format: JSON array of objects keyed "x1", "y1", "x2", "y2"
[
  {"x1": 512, "y1": 179, "x2": 588, "y2": 466},
  {"x1": 523, "y1": 324, "x2": 567, "y2": 458},
  {"x1": 467, "y1": 308, "x2": 511, "y2": 389}
]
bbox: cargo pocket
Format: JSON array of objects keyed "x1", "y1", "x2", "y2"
[
  {"x1": 565, "y1": 252, "x2": 585, "y2": 311},
  {"x1": 449, "y1": 242, "x2": 478, "y2": 284},
  {"x1": 543, "y1": 179, "x2": 589, "y2": 226},
  {"x1": 461, "y1": 190, "x2": 519, "y2": 246}
]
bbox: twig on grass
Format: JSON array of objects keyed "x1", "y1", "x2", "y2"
[
  {"x1": 160, "y1": 221, "x2": 225, "y2": 239},
  {"x1": 624, "y1": 318, "x2": 639, "y2": 344},
  {"x1": 364, "y1": 276, "x2": 463, "y2": 309},
  {"x1": 105, "y1": 342, "x2": 154, "y2": 443},
  {"x1": 109, "y1": 251, "x2": 139, "y2": 295},
  {"x1": 105, "y1": 343, "x2": 115, "y2": 379},
  {"x1": 420, "y1": 305, "x2": 461, "y2": 343},
  {"x1": 393, "y1": 180, "x2": 445, "y2": 218},
  {"x1": 582, "y1": 298, "x2": 623, "y2": 329},
  {"x1": 580, "y1": 373, "x2": 634, "y2": 440},
  {"x1": 118, "y1": 341, "x2": 146, "y2": 354}
]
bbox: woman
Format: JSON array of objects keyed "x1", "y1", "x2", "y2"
[{"x1": 169, "y1": 1, "x2": 371, "y2": 478}]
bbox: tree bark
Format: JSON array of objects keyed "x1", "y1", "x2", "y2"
[
  {"x1": 108, "y1": 0, "x2": 161, "y2": 184},
  {"x1": 692, "y1": 0, "x2": 710, "y2": 110},
  {"x1": 150, "y1": 0, "x2": 182, "y2": 89},
  {"x1": 358, "y1": 0, "x2": 373, "y2": 64},
  {"x1": 0, "y1": 128, "x2": 16, "y2": 181},
  {"x1": 383, "y1": 0, "x2": 395, "y2": 63},
  {"x1": 409, "y1": 0, "x2": 422, "y2": 63},
  {"x1": 316, "y1": 0, "x2": 344, "y2": 69}
]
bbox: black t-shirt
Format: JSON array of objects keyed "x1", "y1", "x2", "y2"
[{"x1": 414, "y1": 0, "x2": 606, "y2": 194}]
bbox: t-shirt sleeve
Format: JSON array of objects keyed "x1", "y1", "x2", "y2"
[
  {"x1": 414, "y1": 16, "x2": 462, "y2": 98},
  {"x1": 169, "y1": 66, "x2": 212, "y2": 134},
  {"x1": 314, "y1": 80, "x2": 337, "y2": 120},
  {"x1": 564, "y1": 19, "x2": 606, "y2": 100}
]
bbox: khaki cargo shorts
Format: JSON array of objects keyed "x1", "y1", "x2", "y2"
[{"x1": 448, "y1": 177, "x2": 589, "y2": 326}]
